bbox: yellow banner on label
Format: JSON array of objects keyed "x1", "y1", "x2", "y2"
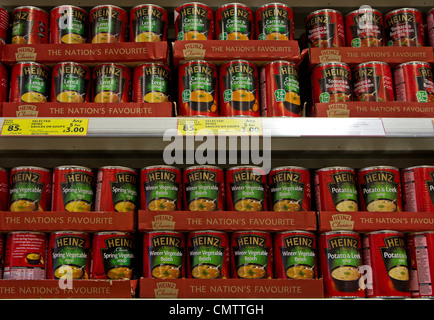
[
  {"x1": 1, "y1": 118, "x2": 89, "y2": 136},
  {"x1": 178, "y1": 118, "x2": 263, "y2": 136}
]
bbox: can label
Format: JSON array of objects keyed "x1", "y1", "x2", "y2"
[
  {"x1": 0, "y1": 7, "x2": 9, "y2": 42},
  {"x1": 175, "y1": 3, "x2": 214, "y2": 40},
  {"x1": 133, "y1": 63, "x2": 171, "y2": 103},
  {"x1": 274, "y1": 231, "x2": 316, "y2": 279},
  {"x1": 394, "y1": 62, "x2": 434, "y2": 103},
  {"x1": 353, "y1": 62, "x2": 394, "y2": 102},
  {"x1": 90, "y1": 5, "x2": 128, "y2": 43},
  {"x1": 10, "y1": 62, "x2": 50, "y2": 103},
  {"x1": 358, "y1": 166, "x2": 402, "y2": 212},
  {"x1": 52, "y1": 62, "x2": 91, "y2": 103},
  {"x1": 92, "y1": 63, "x2": 131, "y2": 103},
  {"x1": 11, "y1": 6, "x2": 49, "y2": 44},
  {"x1": 428, "y1": 10, "x2": 434, "y2": 48},
  {"x1": 130, "y1": 5, "x2": 168, "y2": 42},
  {"x1": 305, "y1": 10, "x2": 345, "y2": 47},
  {"x1": 385, "y1": 9, "x2": 424, "y2": 46},
  {"x1": 255, "y1": 4, "x2": 293, "y2": 40},
  {"x1": 143, "y1": 231, "x2": 185, "y2": 279},
  {"x1": 231, "y1": 231, "x2": 273, "y2": 279},
  {"x1": 408, "y1": 232, "x2": 434, "y2": 297},
  {"x1": 91, "y1": 232, "x2": 135, "y2": 280},
  {"x1": 345, "y1": 9, "x2": 384, "y2": 47},
  {"x1": 140, "y1": 166, "x2": 181, "y2": 211},
  {"x1": 0, "y1": 63, "x2": 8, "y2": 103},
  {"x1": 402, "y1": 166, "x2": 434, "y2": 212},
  {"x1": 183, "y1": 166, "x2": 224, "y2": 211},
  {"x1": 50, "y1": 6, "x2": 88, "y2": 44},
  {"x1": 215, "y1": 4, "x2": 253, "y2": 40},
  {"x1": 187, "y1": 231, "x2": 230, "y2": 279},
  {"x1": 311, "y1": 62, "x2": 352, "y2": 104},
  {"x1": 0, "y1": 168, "x2": 8, "y2": 211}
]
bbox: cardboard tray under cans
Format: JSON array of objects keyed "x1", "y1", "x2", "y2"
[
  {"x1": 138, "y1": 210, "x2": 317, "y2": 232},
  {"x1": 139, "y1": 278, "x2": 323, "y2": 299}
]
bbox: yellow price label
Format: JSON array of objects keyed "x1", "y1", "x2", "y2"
[
  {"x1": 178, "y1": 118, "x2": 263, "y2": 136},
  {"x1": 1, "y1": 118, "x2": 89, "y2": 136}
]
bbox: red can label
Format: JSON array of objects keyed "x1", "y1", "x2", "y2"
[
  {"x1": 90, "y1": 5, "x2": 128, "y2": 43},
  {"x1": 269, "y1": 166, "x2": 311, "y2": 211},
  {"x1": 406, "y1": 233, "x2": 420, "y2": 297},
  {"x1": 315, "y1": 167, "x2": 358, "y2": 212},
  {"x1": 0, "y1": 168, "x2": 8, "y2": 211},
  {"x1": 50, "y1": 5, "x2": 88, "y2": 44},
  {"x1": 11, "y1": 6, "x2": 49, "y2": 44},
  {"x1": 345, "y1": 8, "x2": 384, "y2": 47},
  {"x1": 363, "y1": 231, "x2": 410, "y2": 298},
  {"x1": 130, "y1": 4, "x2": 168, "y2": 42},
  {"x1": 9, "y1": 62, "x2": 50, "y2": 103},
  {"x1": 9, "y1": 166, "x2": 51, "y2": 212},
  {"x1": 3, "y1": 232, "x2": 47, "y2": 280},
  {"x1": 311, "y1": 62, "x2": 352, "y2": 104},
  {"x1": 52, "y1": 62, "x2": 91, "y2": 103},
  {"x1": 255, "y1": 3, "x2": 293, "y2": 40},
  {"x1": 187, "y1": 230, "x2": 230, "y2": 279},
  {"x1": 428, "y1": 9, "x2": 434, "y2": 48},
  {"x1": 319, "y1": 231, "x2": 365, "y2": 298},
  {"x1": 91, "y1": 232, "x2": 135, "y2": 280},
  {"x1": 260, "y1": 61, "x2": 301, "y2": 117},
  {"x1": 353, "y1": 62, "x2": 394, "y2": 102},
  {"x1": 174, "y1": 3, "x2": 214, "y2": 40},
  {"x1": 0, "y1": 63, "x2": 8, "y2": 103},
  {"x1": 143, "y1": 231, "x2": 185, "y2": 279},
  {"x1": 358, "y1": 166, "x2": 402, "y2": 212},
  {"x1": 183, "y1": 166, "x2": 225, "y2": 211},
  {"x1": 51, "y1": 165, "x2": 95, "y2": 212},
  {"x1": 385, "y1": 8, "x2": 425, "y2": 46},
  {"x1": 219, "y1": 60, "x2": 260, "y2": 117},
  {"x1": 393, "y1": 62, "x2": 434, "y2": 103},
  {"x1": 274, "y1": 230, "x2": 316, "y2": 279},
  {"x1": 95, "y1": 166, "x2": 138, "y2": 212},
  {"x1": 133, "y1": 63, "x2": 171, "y2": 103},
  {"x1": 92, "y1": 63, "x2": 131, "y2": 103},
  {"x1": 215, "y1": 3, "x2": 253, "y2": 40},
  {"x1": 140, "y1": 165, "x2": 181, "y2": 211},
  {"x1": 402, "y1": 166, "x2": 434, "y2": 212},
  {"x1": 231, "y1": 230, "x2": 273, "y2": 279},
  {"x1": 305, "y1": 9, "x2": 345, "y2": 47},
  {"x1": 0, "y1": 7, "x2": 8, "y2": 42}
]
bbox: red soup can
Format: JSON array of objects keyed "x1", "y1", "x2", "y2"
[
  {"x1": 174, "y1": 2, "x2": 214, "y2": 40},
  {"x1": 95, "y1": 166, "x2": 138, "y2": 212},
  {"x1": 255, "y1": 3, "x2": 293, "y2": 40},
  {"x1": 345, "y1": 7, "x2": 384, "y2": 47},
  {"x1": 11, "y1": 6, "x2": 49, "y2": 44},
  {"x1": 178, "y1": 60, "x2": 218, "y2": 116},
  {"x1": 215, "y1": 3, "x2": 253, "y2": 40},
  {"x1": 90, "y1": 5, "x2": 128, "y2": 43},
  {"x1": 183, "y1": 165, "x2": 225, "y2": 211},
  {"x1": 219, "y1": 60, "x2": 260, "y2": 117},
  {"x1": 428, "y1": 9, "x2": 434, "y2": 48},
  {"x1": 51, "y1": 165, "x2": 95, "y2": 212},
  {"x1": 402, "y1": 165, "x2": 434, "y2": 212},
  {"x1": 319, "y1": 231, "x2": 365, "y2": 298},
  {"x1": 91, "y1": 231, "x2": 135, "y2": 280},
  {"x1": 393, "y1": 61, "x2": 434, "y2": 103},
  {"x1": 9, "y1": 166, "x2": 51, "y2": 212},
  {"x1": 143, "y1": 231, "x2": 185, "y2": 279},
  {"x1": 0, "y1": 167, "x2": 8, "y2": 211},
  {"x1": 362, "y1": 230, "x2": 410, "y2": 298},
  {"x1": 0, "y1": 63, "x2": 8, "y2": 103},
  {"x1": 305, "y1": 9, "x2": 345, "y2": 47},
  {"x1": 260, "y1": 61, "x2": 301, "y2": 117},
  {"x1": 52, "y1": 62, "x2": 91, "y2": 103},
  {"x1": 358, "y1": 166, "x2": 402, "y2": 212},
  {"x1": 140, "y1": 165, "x2": 182, "y2": 211},
  {"x1": 187, "y1": 230, "x2": 230, "y2": 279},
  {"x1": 226, "y1": 166, "x2": 267, "y2": 211},
  {"x1": 384, "y1": 8, "x2": 424, "y2": 46},
  {"x1": 274, "y1": 230, "x2": 316, "y2": 279},
  {"x1": 92, "y1": 63, "x2": 131, "y2": 103},
  {"x1": 9, "y1": 62, "x2": 50, "y2": 103},
  {"x1": 133, "y1": 63, "x2": 171, "y2": 103},
  {"x1": 0, "y1": 234, "x2": 3, "y2": 278},
  {"x1": 406, "y1": 232, "x2": 434, "y2": 298},
  {"x1": 353, "y1": 62, "x2": 394, "y2": 102},
  {"x1": 314, "y1": 167, "x2": 358, "y2": 212},
  {"x1": 231, "y1": 230, "x2": 273, "y2": 279},
  {"x1": 50, "y1": 5, "x2": 88, "y2": 44},
  {"x1": 0, "y1": 6, "x2": 9, "y2": 44},
  {"x1": 269, "y1": 166, "x2": 311, "y2": 212},
  {"x1": 47, "y1": 231, "x2": 91, "y2": 279},
  {"x1": 311, "y1": 62, "x2": 352, "y2": 104},
  {"x1": 3, "y1": 231, "x2": 47, "y2": 280},
  {"x1": 130, "y1": 4, "x2": 168, "y2": 42}
]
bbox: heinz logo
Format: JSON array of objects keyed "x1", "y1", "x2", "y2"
[
  {"x1": 284, "y1": 235, "x2": 314, "y2": 248},
  {"x1": 65, "y1": 172, "x2": 94, "y2": 185},
  {"x1": 56, "y1": 235, "x2": 86, "y2": 248},
  {"x1": 327, "y1": 236, "x2": 359, "y2": 249},
  {"x1": 147, "y1": 170, "x2": 177, "y2": 183},
  {"x1": 236, "y1": 235, "x2": 266, "y2": 247},
  {"x1": 384, "y1": 236, "x2": 405, "y2": 248},
  {"x1": 11, "y1": 171, "x2": 41, "y2": 184},
  {"x1": 191, "y1": 235, "x2": 221, "y2": 247},
  {"x1": 332, "y1": 172, "x2": 356, "y2": 184},
  {"x1": 306, "y1": 14, "x2": 331, "y2": 28},
  {"x1": 271, "y1": 171, "x2": 301, "y2": 184},
  {"x1": 232, "y1": 170, "x2": 263, "y2": 183},
  {"x1": 105, "y1": 236, "x2": 134, "y2": 249},
  {"x1": 364, "y1": 171, "x2": 394, "y2": 183},
  {"x1": 151, "y1": 235, "x2": 182, "y2": 248},
  {"x1": 187, "y1": 170, "x2": 217, "y2": 183}
]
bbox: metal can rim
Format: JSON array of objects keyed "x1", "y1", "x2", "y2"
[
  {"x1": 358, "y1": 166, "x2": 399, "y2": 172},
  {"x1": 141, "y1": 165, "x2": 180, "y2": 171},
  {"x1": 385, "y1": 7, "x2": 421, "y2": 17},
  {"x1": 257, "y1": 3, "x2": 292, "y2": 10},
  {"x1": 176, "y1": 2, "x2": 213, "y2": 10},
  {"x1": 316, "y1": 166, "x2": 355, "y2": 172},
  {"x1": 271, "y1": 166, "x2": 309, "y2": 172},
  {"x1": 11, "y1": 166, "x2": 51, "y2": 173},
  {"x1": 363, "y1": 230, "x2": 403, "y2": 235},
  {"x1": 276, "y1": 230, "x2": 315, "y2": 236},
  {"x1": 394, "y1": 61, "x2": 432, "y2": 69},
  {"x1": 131, "y1": 4, "x2": 167, "y2": 12},
  {"x1": 313, "y1": 62, "x2": 350, "y2": 70},
  {"x1": 232, "y1": 230, "x2": 271, "y2": 235},
  {"x1": 13, "y1": 6, "x2": 49, "y2": 14},
  {"x1": 184, "y1": 165, "x2": 223, "y2": 171},
  {"x1": 189, "y1": 230, "x2": 228, "y2": 235},
  {"x1": 262, "y1": 60, "x2": 299, "y2": 69},
  {"x1": 226, "y1": 165, "x2": 266, "y2": 172},
  {"x1": 51, "y1": 5, "x2": 88, "y2": 13},
  {"x1": 218, "y1": 3, "x2": 251, "y2": 9},
  {"x1": 94, "y1": 231, "x2": 131, "y2": 236},
  {"x1": 354, "y1": 61, "x2": 390, "y2": 69},
  {"x1": 345, "y1": 7, "x2": 382, "y2": 17},
  {"x1": 50, "y1": 230, "x2": 90, "y2": 235},
  {"x1": 321, "y1": 230, "x2": 360, "y2": 236},
  {"x1": 402, "y1": 165, "x2": 434, "y2": 171},
  {"x1": 54, "y1": 165, "x2": 93, "y2": 172},
  {"x1": 90, "y1": 4, "x2": 127, "y2": 13},
  {"x1": 99, "y1": 166, "x2": 137, "y2": 172},
  {"x1": 305, "y1": 9, "x2": 342, "y2": 21},
  {"x1": 8, "y1": 231, "x2": 46, "y2": 236}
]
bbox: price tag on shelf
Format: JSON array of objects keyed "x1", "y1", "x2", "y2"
[
  {"x1": 1, "y1": 118, "x2": 89, "y2": 136},
  {"x1": 177, "y1": 118, "x2": 263, "y2": 136}
]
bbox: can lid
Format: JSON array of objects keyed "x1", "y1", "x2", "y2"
[
  {"x1": 141, "y1": 165, "x2": 180, "y2": 171},
  {"x1": 358, "y1": 165, "x2": 399, "y2": 172},
  {"x1": 13, "y1": 6, "x2": 49, "y2": 14},
  {"x1": 99, "y1": 166, "x2": 137, "y2": 172},
  {"x1": 315, "y1": 166, "x2": 355, "y2": 172},
  {"x1": 54, "y1": 165, "x2": 93, "y2": 171},
  {"x1": 11, "y1": 166, "x2": 51, "y2": 172}
]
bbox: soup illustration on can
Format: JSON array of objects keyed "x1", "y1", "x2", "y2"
[
  {"x1": 11, "y1": 6, "x2": 49, "y2": 44},
  {"x1": 133, "y1": 63, "x2": 171, "y2": 103},
  {"x1": 187, "y1": 230, "x2": 230, "y2": 279},
  {"x1": 90, "y1": 5, "x2": 128, "y2": 43},
  {"x1": 130, "y1": 4, "x2": 168, "y2": 42},
  {"x1": 174, "y1": 2, "x2": 214, "y2": 40},
  {"x1": 311, "y1": 62, "x2": 352, "y2": 104},
  {"x1": 255, "y1": 3, "x2": 293, "y2": 40},
  {"x1": 274, "y1": 230, "x2": 316, "y2": 279},
  {"x1": 9, "y1": 62, "x2": 50, "y2": 103},
  {"x1": 305, "y1": 9, "x2": 345, "y2": 47},
  {"x1": 143, "y1": 231, "x2": 185, "y2": 279},
  {"x1": 52, "y1": 62, "x2": 91, "y2": 103},
  {"x1": 92, "y1": 63, "x2": 131, "y2": 103},
  {"x1": 358, "y1": 166, "x2": 402, "y2": 212},
  {"x1": 393, "y1": 61, "x2": 434, "y2": 103},
  {"x1": 50, "y1": 5, "x2": 88, "y2": 44},
  {"x1": 402, "y1": 165, "x2": 434, "y2": 212},
  {"x1": 140, "y1": 165, "x2": 181, "y2": 211},
  {"x1": 345, "y1": 7, "x2": 384, "y2": 47},
  {"x1": 384, "y1": 8, "x2": 424, "y2": 47},
  {"x1": 215, "y1": 3, "x2": 253, "y2": 40},
  {"x1": 352, "y1": 61, "x2": 394, "y2": 102}
]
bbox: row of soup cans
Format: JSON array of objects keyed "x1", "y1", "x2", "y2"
[
  {"x1": 2, "y1": 4, "x2": 434, "y2": 48},
  {"x1": 1, "y1": 164, "x2": 434, "y2": 213}
]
